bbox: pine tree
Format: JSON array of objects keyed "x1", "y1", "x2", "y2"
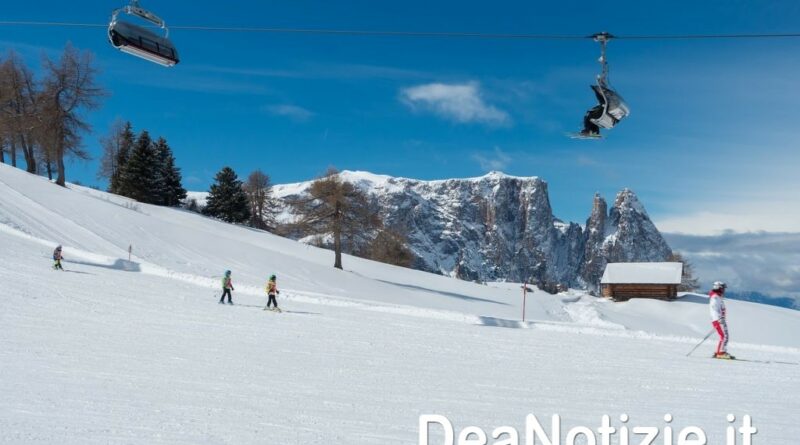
[
  {"x1": 105, "y1": 121, "x2": 135, "y2": 194},
  {"x1": 203, "y1": 166, "x2": 251, "y2": 223},
  {"x1": 117, "y1": 131, "x2": 161, "y2": 203},
  {"x1": 154, "y1": 137, "x2": 186, "y2": 206}
]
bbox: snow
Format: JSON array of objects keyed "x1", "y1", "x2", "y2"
[
  {"x1": 2, "y1": 163, "x2": 800, "y2": 444},
  {"x1": 601, "y1": 262, "x2": 683, "y2": 284},
  {"x1": 271, "y1": 169, "x2": 542, "y2": 201},
  {"x1": 184, "y1": 191, "x2": 208, "y2": 207}
]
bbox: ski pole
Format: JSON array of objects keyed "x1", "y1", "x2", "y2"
[{"x1": 686, "y1": 329, "x2": 715, "y2": 357}]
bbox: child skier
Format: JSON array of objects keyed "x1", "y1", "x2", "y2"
[
  {"x1": 709, "y1": 281, "x2": 734, "y2": 359},
  {"x1": 53, "y1": 245, "x2": 64, "y2": 270},
  {"x1": 219, "y1": 270, "x2": 234, "y2": 305},
  {"x1": 264, "y1": 274, "x2": 280, "y2": 312}
]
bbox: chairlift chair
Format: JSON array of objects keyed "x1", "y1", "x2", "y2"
[
  {"x1": 589, "y1": 83, "x2": 630, "y2": 129},
  {"x1": 108, "y1": 0, "x2": 179, "y2": 67},
  {"x1": 574, "y1": 32, "x2": 629, "y2": 137}
]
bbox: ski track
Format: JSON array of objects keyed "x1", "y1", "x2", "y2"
[
  {"x1": 4, "y1": 219, "x2": 795, "y2": 355},
  {"x1": 2, "y1": 164, "x2": 800, "y2": 444}
]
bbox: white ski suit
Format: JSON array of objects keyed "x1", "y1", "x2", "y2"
[{"x1": 709, "y1": 290, "x2": 728, "y2": 354}]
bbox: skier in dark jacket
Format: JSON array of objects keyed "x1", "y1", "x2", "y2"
[
  {"x1": 578, "y1": 86, "x2": 606, "y2": 137},
  {"x1": 219, "y1": 270, "x2": 234, "y2": 304},
  {"x1": 53, "y1": 245, "x2": 64, "y2": 270}
]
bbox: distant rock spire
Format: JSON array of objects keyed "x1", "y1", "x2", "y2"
[{"x1": 580, "y1": 188, "x2": 673, "y2": 292}]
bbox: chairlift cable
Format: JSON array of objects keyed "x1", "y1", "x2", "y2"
[{"x1": 3, "y1": 20, "x2": 800, "y2": 41}]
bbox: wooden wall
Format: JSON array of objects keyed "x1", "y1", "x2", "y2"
[{"x1": 601, "y1": 284, "x2": 678, "y2": 301}]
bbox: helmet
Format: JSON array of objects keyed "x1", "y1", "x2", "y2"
[
  {"x1": 225, "y1": 270, "x2": 231, "y2": 276},
  {"x1": 56, "y1": 245, "x2": 62, "y2": 250},
  {"x1": 712, "y1": 281, "x2": 727, "y2": 291},
  {"x1": 270, "y1": 274, "x2": 276, "y2": 280}
]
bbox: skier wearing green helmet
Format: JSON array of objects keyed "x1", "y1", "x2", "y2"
[
  {"x1": 219, "y1": 270, "x2": 234, "y2": 305},
  {"x1": 264, "y1": 274, "x2": 280, "y2": 312}
]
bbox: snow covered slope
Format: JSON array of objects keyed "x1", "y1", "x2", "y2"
[{"x1": 2, "y1": 163, "x2": 799, "y2": 444}]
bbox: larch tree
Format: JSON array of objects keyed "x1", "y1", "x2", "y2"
[
  {"x1": 0, "y1": 50, "x2": 40, "y2": 171},
  {"x1": 364, "y1": 228, "x2": 415, "y2": 268},
  {"x1": 243, "y1": 169, "x2": 278, "y2": 230},
  {"x1": 669, "y1": 252, "x2": 701, "y2": 292},
  {"x1": 39, "y1": 43, "x2": 105, "y2": 186},
  {"x1": 203, "y1": 166, "x2": 251, "y2": 224},
  {"x1": 289, "y1": 168, "x2": 381, "y2": 269}
]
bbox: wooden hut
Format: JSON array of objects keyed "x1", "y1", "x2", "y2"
[{"x1": 600, "y1": 262, "x2": 682, "y2": 301}]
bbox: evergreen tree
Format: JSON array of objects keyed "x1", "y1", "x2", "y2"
[
  {"x1": 203, "y1": 166, "x2": 250, "y2": 223},
  {"x1": 154, "y1": 137, "x2": 186, "y2": 206},
  {"x1": 117, "y1": 131, "x2": 161, "y2": 203},
  {"x1": 105, "y1": 121, "x2": 135, "y2": 194}
]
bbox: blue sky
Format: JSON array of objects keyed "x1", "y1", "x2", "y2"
[{"x1": 2, "y1": 0, "x2": 800, "y2": 232}]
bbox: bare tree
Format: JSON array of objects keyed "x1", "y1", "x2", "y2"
[
  {"x1": 289, "y1": 168, "x2": 381, "y2": 269},
  {"x1": 39, "y1": 44, "x2": 105, "y2": 186},
  {"x1": 669, "y1": 252, "x2": 700, "y2": 292},
  {"x1": 0, "y1": 51, "x2": 40, "y2": 171},
  {"x1": 243, "y1": 169, "x2": 278, "y2": 230},
  {"x1": 98, "y1": 119, "x2": 134, "y2": 182},
  {"x1": 364, "y1": 228, "x2": 415, "y2": 268}
]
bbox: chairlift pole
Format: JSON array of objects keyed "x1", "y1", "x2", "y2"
[{"x1": 593, "y1": 32, "x2": 613, "y2": 86}]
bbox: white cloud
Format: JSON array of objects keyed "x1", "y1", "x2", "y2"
[
  {"x1": 264, "y1": 104, "x2": 315, "y2": 122},
  {"x1": 655, "y1": 202, "x2": 800, "y2": 236},
  {"x1": 665, "y1": 232, "x2": 800, "y2": 301},
  {"x1": 472, "y1": 147, "x2": 512, "y2": 171},
  {"x1": 400, "y1": 82, "x2": 511, "y2": 126}
]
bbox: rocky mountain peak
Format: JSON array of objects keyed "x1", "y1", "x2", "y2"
[{"x1": 273, "y1": 172, "x2": 672, "y2": 292}]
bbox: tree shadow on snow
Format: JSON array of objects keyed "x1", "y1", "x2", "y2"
[
  {"x1": 376, "y1": 279, "x2": 510, "y2": 306},
  {"x1": 66, "y1": 259, "x2": 141, "y2": 273}
]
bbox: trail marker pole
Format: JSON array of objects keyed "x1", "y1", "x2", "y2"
[
  {"x1": 522, "y1": 282, "x2": 528, "y2": 322},
  {"x1": 128, "y1": 244, "x2": 132, "y2": 262}
]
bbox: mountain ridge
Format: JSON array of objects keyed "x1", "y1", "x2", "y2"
[{"x1": 269, "y1": 170, "x2": 673, "y2": 291}]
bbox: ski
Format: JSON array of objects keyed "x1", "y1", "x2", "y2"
[
  {"x1": 708, "y1": 357, "x2": 799, "y2": 366},
  {"x1": 729, "y1": 358, "x2": 799, "y2": 366},
  {"x1": 568, "y1": 132, "x2": 603, "y2": 140}
]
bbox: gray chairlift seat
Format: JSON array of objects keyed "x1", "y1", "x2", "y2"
[
  {"x1": 108, "y1": 1, "x2": 179, "y2": 67},
  {"x1": 589, "y1": 83, "x2": 630, "y2": 129}
]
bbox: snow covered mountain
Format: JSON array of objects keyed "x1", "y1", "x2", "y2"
[
  {"x1": 2, "y1": 163, "x2": 800, "y2": 444},
  {"x1": 273, "y1": 171, "x2": 673, "y2": 290}
]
